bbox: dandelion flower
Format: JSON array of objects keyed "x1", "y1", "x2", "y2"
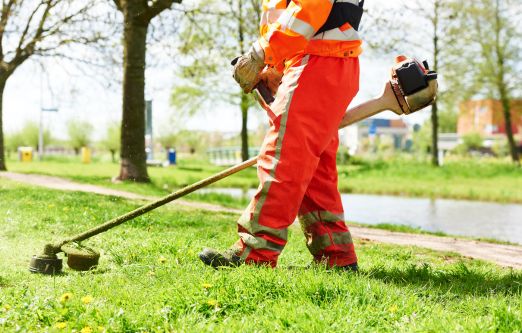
[
  {"x1": 81, "y1": 295, "x2": 94, "y2": 305},
  {"x1": 158, "y1": 256, "x2": 167, "y2": 264},
  {"x1": 97, "y1": 326, "x2": 106, "y2": 332},
  {"x1": 81, "y1": 326, "x2": 93, "y2": 333},
  {"x1": 202, "y1": 283, "x2": 213, "y2": 289},
  {"x1": 54, "y1": 322, "x2": 67, "y2": 329},
  {"x1": 60, "y1": 292, "x2": 73, "y2": 303},
  {"x1": 389, "y1": 304, "x2": 398, "y2": 313},
  {"x1": 2, "y1": 304, "x2": 10, "y2": 312},
  {"x1": 206, "y1": 299, "x2": 218, "y2": 307}
]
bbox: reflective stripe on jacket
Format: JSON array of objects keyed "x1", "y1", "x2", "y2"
[{"x1": 259, "y1": 0, "x2": 363, "y2": 70}]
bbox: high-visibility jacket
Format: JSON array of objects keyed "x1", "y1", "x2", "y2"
[{"x1": 259, "y1": 0, "x2": 363, "y2": 71}]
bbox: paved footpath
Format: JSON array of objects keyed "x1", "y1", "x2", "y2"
[{"x1": 2, "y1": 171, "x2": 521, "y2": 270}]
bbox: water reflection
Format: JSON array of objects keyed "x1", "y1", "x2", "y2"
[
  {"x1": 340, "y1": 194, "x2": 522, "y2": 244},
  {"x1": 200, "y1": 188, "x2": 522, "y2": 244}
]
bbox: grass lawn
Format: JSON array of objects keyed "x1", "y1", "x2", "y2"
[
  {"x1": 338, "y1": 157, "x2": 522, "y2": 203},
  {"x1": 1, "y1": 179, "x2": 521, "y2": 332},
  {"x1": 6, "y1": 155, "x2": 522, "y2": 204}
]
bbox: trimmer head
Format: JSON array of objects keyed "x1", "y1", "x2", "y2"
[
  {"x1": 30, "y1": 242, "x2": 100, "y2": 275},
  {"x1": 29, "y1": 255, "x2": 63, "y2": 275},
  {"x1": 62, "y1": 243, "x2": 100, "y2": 271}
]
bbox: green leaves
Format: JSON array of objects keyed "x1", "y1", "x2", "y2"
[
  {"x1": 169, "y1": 0, "x2": 261, "y2": 129},
  {"x1": 67, "y1": 119, "x2": 94, "y2": 152},
  {"x1": 4, "y1": 121, "x2": 52, "y2": 151}
]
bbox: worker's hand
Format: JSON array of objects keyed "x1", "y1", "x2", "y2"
[
  {"x1": 258, "y1": 66, "x2": 283, "y2": 96},
  {"x1": 233, "y1": 43, "x2": 265, "y2": 93}
]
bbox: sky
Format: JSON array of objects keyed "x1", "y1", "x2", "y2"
[{"x1": 2, "y1": 0, "x2": 432, "y2": 142}]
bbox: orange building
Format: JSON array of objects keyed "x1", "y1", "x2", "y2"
[{"x1": 458, "y1": 99, "x2": 522, "y2": 139}]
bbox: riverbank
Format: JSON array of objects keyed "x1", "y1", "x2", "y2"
[
  {"x1": 338, "y1": 157, "x2": 522, "y2": 203},
  {"x1": 6, "y1": 156, "x2": 522, "y2": 203},
  {"x1": 195, "y1": 188, "x2": 522, "y2": 245},
  {"x1": 1, "y1": 179, "x2": 521, "y2": 331}
]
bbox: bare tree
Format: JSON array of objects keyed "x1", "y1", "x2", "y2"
[
  {"x1": 112, "y1": 0, "x2": 182, "y2": 182},
  {"x1": 0, "y1": 0, "x2": 101, "y2": 171}
]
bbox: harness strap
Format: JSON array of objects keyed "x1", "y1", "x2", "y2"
[
  {"x1": 316, "y1": 0, "x2": 364, "y2": 35},
  {"x1": 282, "y1": 0, "x2": 364, "y2": 35}
]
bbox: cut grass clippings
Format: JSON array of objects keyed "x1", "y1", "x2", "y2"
[{"x1": 0, "y1": 179, "x2": 521, "y2": 332}]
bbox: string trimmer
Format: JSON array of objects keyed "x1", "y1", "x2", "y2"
[{"x1": 29, "y1": 56, "x2": 437, "y2": 275}]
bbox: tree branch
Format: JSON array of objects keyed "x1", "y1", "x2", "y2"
[
  {"x1": 16, "y1": 1, "x2": 48, "y2": 57},
  {"x1": 7, "y1": 0, "x2": 100, "y2": 76},
  {"x1": 0, "y1": 0, "x2": 16, "y2": 59},
  {"x1": 34, "y1": 4, "x2": 93, "y2": 41},
  {"x1": 138, "y1": 0, "x2": 180, "y2": 23},
  {"x1": 112, "y1": 0, "x2": 122, "y2": 12},
  {"x1": 170, "y1": 6, "x2": 232, "y2": 17},
  {"x1": 7, "y1": 0, "x2": 53, "y2": 73}
]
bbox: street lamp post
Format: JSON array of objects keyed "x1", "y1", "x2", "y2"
[{"x1": 38, "y1": 107, "x2": 58, "y2": 160}]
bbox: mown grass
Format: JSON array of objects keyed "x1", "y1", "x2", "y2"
[
  {"x1": 6, "y1": 155, "x2": 522, "y2": 204},
  {"x1": 1, "y1": 179, "x2": 521, "y2": 332}
]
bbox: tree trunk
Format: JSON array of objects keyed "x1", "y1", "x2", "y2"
[
  {"x1": 0, "y1": 79, "x2": 7, "y2": 171},
  {"x1": 431, "y1": 0, "x2": 440, "y2": 167},
  {"x1": 237, "y1": 0, "x2": 250, "y2": 162},
  {"x1": 431, "y1": 101, "x2": 440, "y2": 166},
  {"x1": 493, "y1": 0, "x2": 519, "y2": 166},
  {"x1": 118, "y1": 12, "x2": 150, "y2": 182},
  {"x1": 240, "y1": 92, "x2": 249, "y2": 161},
  {"x1": 499, "y1": 91, "x2": 520, "y2": 165}
]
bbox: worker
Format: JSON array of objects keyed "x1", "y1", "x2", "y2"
[{"x1": 199, "y1": 0, "x2": 364, "y2": 271}]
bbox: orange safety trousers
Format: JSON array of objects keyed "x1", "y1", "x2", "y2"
[{"x1": 233, "y1": 54, "x2": 359, "y2": 268}]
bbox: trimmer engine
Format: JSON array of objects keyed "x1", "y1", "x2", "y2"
[{"x1": 390, "y1": 56, "x2": 438, "y2": 115}]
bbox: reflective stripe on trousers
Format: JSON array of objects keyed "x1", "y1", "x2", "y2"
[{"x1": 234, "y1": 55, "x2": 359, "y2": 267}]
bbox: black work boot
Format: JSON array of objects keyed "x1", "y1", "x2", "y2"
[{"x1": 198, "y1": 248, "x2": 243, "y2": 268}]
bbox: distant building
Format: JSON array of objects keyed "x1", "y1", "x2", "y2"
[
  {"x1": 458, "y1": 99, "x2": 522, "y2": 138},
  {"x1": 339, "y1": 118, "x2": 410, "y2": 154}
]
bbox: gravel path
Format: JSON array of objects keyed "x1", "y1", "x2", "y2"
[
  {"x1": 0, "y1": 171, "x2": 234, "y2": 213},
  {"x1": 2, "y1": 171, "x2": 521, "y2": 269}
]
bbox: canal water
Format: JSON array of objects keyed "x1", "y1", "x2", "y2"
[{"x1": 200, "y1": 188, "x2": 522, "y2": 245}]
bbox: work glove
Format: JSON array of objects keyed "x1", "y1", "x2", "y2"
[
  {"x1": 233, "y1": 43, "x2": 265, "y2": 93},
  {"x1": 258, "y1": 66, "x2": 283, "y2": 96}
]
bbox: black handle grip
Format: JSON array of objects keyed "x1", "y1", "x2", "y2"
[{"x1": 256, "y1": 81, "x2": 275, "y2": 104}]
